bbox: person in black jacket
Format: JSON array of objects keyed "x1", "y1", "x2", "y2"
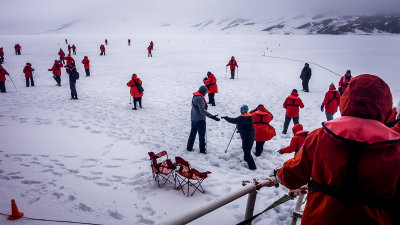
[
  {"x1": 66, "y1": 63, "x2": 79, "y2": 100},
  {"x1": 221, "y1": 105, "x2": 256, "y2": 170},
  {"x1": 300, "y1": 63, "x2": 312, "y2": 92}
]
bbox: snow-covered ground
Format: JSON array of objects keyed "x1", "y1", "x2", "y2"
[{"x1": 0, "y1": 33, "x2": 399, "y2": 225}]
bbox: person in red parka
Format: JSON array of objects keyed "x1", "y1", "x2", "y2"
[
  {"x1": 23, "y1": 63, "x2": 35, "y2": 87},
  {"x1": 127, "y1": 74, "x2": 143, "y2": 110},
  {"x1": 67, "y1": 44, "x2": 71, "y2": 55},
  {"x1": 48, "y1": 60, "x2": 63, "y2": 86},
  {"x1": 226, "y1": 56, "x2": 238, "y2": 79},
  {"x1": 278, "y1": 123, "x2": 308, "y2": 157},
  {"x1": 203, "y1": 71, "x2": 218, "y2": 106},
  {"x1": 105, "y1": 39, "x2": 108, "y2": 45},
  {"x1": 64, "y1": 54, "x2": 75, "y2": 66},
  {"x1": 14, "y1": 44, "x2": 21, "y2": 55},
  {"x1": 338, "y1": 70, "x2": 352, "y2": 95},
  {"x1": 81, "y1": 56, "x2": 90, "y2": 76},
  {"x1": 0, "y1": 64, "x2": 10, "y2": 92},
  {"x1": 0, "y1": 47, "x2": 4, "y2": 63},
  {"x1": 321, "y1": 83, "x2": 341, "y2": 121},
  {"x1": 128, "y1": 39, "x2": 131, "y2": 46},
  {"x1": 72, "y1": 44, "x2": 76, "y2": 55},
  {"x1": 282, "y1": 89, "x2": 304, "y2": 134},
  {"x1": 150, "y1": 41, "x2": 153, "y2": 50},
  {"x1": 100, "y1": 44, "x2": 105, "y2": 56},
  {"x1": 250, "y1": 104, "x2": 276, "y2": 156},
  {"x1": 276, "y1": 74, "x2": 400, "y2": 225},
  {"x1": 147, "y1": 45, "x2": 152, "y2": 57},
  {"x1": 58, "y1": 48, "x2": 65, "y2": 64}
]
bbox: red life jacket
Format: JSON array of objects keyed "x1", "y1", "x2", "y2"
[{"x1": 193, "y1": 92, "x2": 208, "y2": 109}]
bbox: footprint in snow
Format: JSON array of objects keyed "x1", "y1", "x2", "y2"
[
  {"x1": 108, "y1": 210, "x2": 124, "y2": 220},
  {"x1": 21, "y1": 180, "x2": 41, "y2": 185},
  {"x1": 95, "y1": 182, "x2": 110, "y2": 187},
  {"x1": 78, "y1": 202, "x2": 93, "y2": 212}
]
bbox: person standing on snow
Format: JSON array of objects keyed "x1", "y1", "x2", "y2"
[
  {"x1": 275, "y1": 74, "x2": 400, "y2": 225},
  {"x1": 338, "y1": 70, "x2": 352, "y2": 95},
  {"x1": 66, "y1": 63, "x2": 79, "y2": 100},
  {"x1": 0, "y1": 64, "x2": 10, "y2": 93},
  {"x1": 128, "y1": 39, "x2": 131, "y2": 46},
  {"x1": 105, "y1": 39, "x2": 108, "y2": 45},
  {"x1": 72, "y1": 44, "x2": 76, "y2": 55},
  {"x1": 278, "y1": 123, "x2": 308, "y2": 157},
  {"x1": 126, "y1": 74, "x2": 143, "y2": 110},
  {"x1": 187, "y1": 85, "x2": 220, "y2": 154},
  {"x1": 81, "y1": 56, "x2": 90, "y2": 76},
  {"x1": 300, "y1": 63, "x2": 312, "y2": 92},
  {"x1": 321, "y1": 83, "x2": 341, "y2": 121},
  {"x1": 65, "y1": 38, "x2": 68, "y2": 44},
  {"x1": 100, "y1": 44, "x2": 106, "y2": 56},
  {"x1": 14, "y1": 44, "x2": 22, "y2": 55},
  {"x1": 150, "y1": 41, "x2": 153, "y2": 50},
  {"x1": 282, "y1": 89, "x2": 304, "y2": 134},
  {"x1": 221, "y1": 105, "x2": 257, "y2": 170},
  {"x1": 226, "y1": 56, "x2": 238, "y2": 79},
  {"x1": 58, "y1": 48, "x2": 65, "y2": 64},
  {"x1": 48, "y1": 60, "x2": 63, "y2": 86},
  {"x1": 203, "y1": 71, "x2": 218, "y2": 106},
  {"x1": 67, "y1": 44, "x2": 72, "y2": 55},
  {"x1": 0, "y1": 47, "x2": 4, "y2": 63},
  {"x1": 23, "y1": 63, "x2": 35, "y2": 87},
  {"x1": 249, "y1": 104, "x2": 276, "y2": 157},
  {"x1": 147, "y1": 45, "x2": 152, "y2": 57},
  {"x1": 65, "y1": 54, "x2": 75, "y2": 67}
]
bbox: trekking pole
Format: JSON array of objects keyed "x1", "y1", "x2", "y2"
[
  {"x1": 225, "y1": 127, "x2": 237, "y2": 153},
  {"x1": 8, "y1": 75, "x2": 17, "y2": 91}
]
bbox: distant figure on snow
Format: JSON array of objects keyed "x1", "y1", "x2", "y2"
[
  {"x1": 0, "y1": 64, "x2": 10, "y2": 93},
  {"x1": 126, "y1": 74, "x2": 144, "y2": 110},
  {"x1": 48, "y1": 60, "x2": 63, "y2": 86},
  {"x1": 81, "y1": 56, "x2": 90, "y2": 76},
  {"x1": 58, "y1": 48, "x2": 65, "y2": 64},
  {"x1": 105, "y1": 39, "x2": 108, "y2": 45},
  {"x1": 100, "y1": 44, "x2": 106, "y2": 56},
  {"x1": 14, "y1": 44, "x2": 22, "y2": 55},
  {"x1": 203, "y1": 71, "x2": 218, "y2": 106},
  {"x1": 249, "y1": 104, "x2": 276, "y2": 157},
  {"x1": 321, "y1": 83, "x2": 341, "y2": 121},
  {"x1": 222, "y1": 105, "x2": 256, "y2": 170},
  {"x1": 128, "y1": 39, "x2": 131, "y2": 46},
  {"x1": 282, "y1": 89, "x2": 304, "y2": 134},
  {"x1": 338, "y1": 70, "x2": 352, "y2": 95},
  {"x1": 0, "y1": 47, "x2": 4, "y2": 63},
  {"x1": 65, "y1": 54, "x2": 75, "y2": 66},
  {"x1": 300, "y1": 63, "x2": 312, "y2": 92},
  {"x1": 150, "y1": 41, "x2": 153, "y2": 50},
  {"x1": 72, "y1": 44, "x2": 76, "y2": 55},
  {"x1": 187, "y1": 85, "x2": 220, "y2": 154},
  {"x1": 23, "y1": 63, "x2": 35, "y2": 87},
  {"x1": 147, "y1": 45, "x2": 152, "y2": 57},
  {"x1": 66, "y1": 63, "x2": 79, "y2": 100},
  {"x1": 68, "y1": 44, "x2": 72, "y2": 55},
  {"x1": 226, "y1": 56, "x2": 238, "y2": 79},
  {"x1": 278, "y1": 123, "x2": 308, "y2": 157},
  {"x1": 65, "y1": 38, "x2": 68, "y2": 44}
]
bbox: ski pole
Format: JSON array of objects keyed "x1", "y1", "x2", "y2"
[
  {"x1": 225, "y1": 127, "x2": 237, "y2": 153},
  {"x1": 8, "y1": 74, "x2": 17, "y2": 91}
]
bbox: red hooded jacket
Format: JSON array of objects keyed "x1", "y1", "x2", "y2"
[
  {"x1": 321, "y1": 86, "x2": 341, "y2": 113},
  {"x1": 283, "y1": 92, "x2": 304, "y2": 117},
  {"x1": 338, "y1": 74, "x2": 352, "y2": 94},
  {"x1": 0, "y1": 66, "x2": 9, "y2": 81},
  {"x1": 147, "y1": 46, "x2": 152, "y2": 52},
  {"x1": 227, "y1": 58, "x2": 238, "y2": 69},
  {"x1": 127, "y1": 75, "x2": 143, "y2": 98},
  {"x1": 100, "y1": 45, "x2": 105, "y2": 52},
  {"x1": 48, "y1": 61, "x2": 63, "y2": 76},
  {"x1": 281, "y1": 123, "x2": 308, "y2": 156},
  {"x1": 23, "y1": 63, "x2": 34, "y2": 78},
  {"x1": 58, "y1": 50, "x2": 65, "y2": 59},
  {"x1": 14, "y1": 44, "x2": 21, "y2": 51},
  {"x1": 65, "y1": 55, "x2": 75, "y2": 66},
  {"x1": 203, "y1": 74, "x2": 218, "y2": 93},
  {"x1": 0, "y1": 48, "x2": 4, "y2": 56},
  {"x1": 278, "y1": 75, "x2": 400, "y2": 225},
  {"x1": 82, "y1": 57, "x2": 90, "y2": 69},
  {"x1": 250, "y1": 105, "x2": 276, "y2": 142}
]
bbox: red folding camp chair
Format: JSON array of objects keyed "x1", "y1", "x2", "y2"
[
  {"x1": 175, "y1": 156, "x2": 211, "y2": 196},
  {"x1": 148, "y1": 151, "x2": 176, "y2": 187}
]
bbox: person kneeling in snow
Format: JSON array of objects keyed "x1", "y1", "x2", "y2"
[
  {"x1": 222, "y1": 105, "x2": 256, "y2": 170},
  {"x1": 187, "y1": 85, "x2": 220, "y2": 154},
  {"x1": 249, "y1": 104, "x2": 276, "y2": 157},
  {"x1": 278, "y1": 123, "x2": 308, "y2": 157}
]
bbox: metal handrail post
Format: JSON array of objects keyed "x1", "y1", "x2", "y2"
[
  {"x1": 244, "y1": 190, "x2": 258, "y2": 225},
  {"x1": 290, "y1": 193, "x2": 305, "y2": 225}
]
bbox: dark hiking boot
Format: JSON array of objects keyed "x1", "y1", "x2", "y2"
[{"x1": 132, "y1": 108, "x2": 137, "y2": 110}]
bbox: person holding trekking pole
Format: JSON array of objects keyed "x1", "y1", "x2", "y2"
[{"x1": 0, "y1": 64, "x2": 10, "y2": 92}]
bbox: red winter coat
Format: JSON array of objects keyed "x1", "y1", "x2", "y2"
[
  {"x1": 150, "y1": 41, "x2": 153, "y2": 47},
  {"x1": 0, "y1": 66, "x2": 9, "y2": 81},
  {"x1": 68, "y1": 45, "x2": 71, "y2": 51},
  {"x1": 250, "y1": 105, "x2": 276, "y2": 142},
  {"x1": 100, "y1": 45, "x2": 105, "y2": 52},
  {"x1": 321, "y1": 86, "x2": 341, "y2": 113},
  {"x1": 227, "y1": 58, "x2": 238, "y2": 69},
  {"x1": 14, "y1": 44, "x2": 21, "y2": 51},
  {"x1": 0, "y1": 48, "x2": 4, "y2": 56},
  {"x1": 127, "y1": 75, "x2": 143, "y2": 98},
  {"x1": 203, "y1": 74, "x2": 218, "y2": 93},
  {"x1": 281, "y1": 123, "x2": 308, "y2": 156},
  {"x1": 65, "y1": 55, "x2": 75, "y2": 66},
  {"x1": 338, "y1": 74, "x2": 352, "y2": 94},
  {"x1": 283, "y1": 92, "x2": 304, "y2": 117},
  {"x1": 58, "y1": 50, "x2": 65, "y2": 59},
  {"x1": 147, "y1": 46, "x2": 152, "y2": 52},
  {"x1": 278, "y1": 74, "x2": 400, "y2": 225},
  {"x1": 72, "y1": 45, "x2": 76, "y2": 50},
  {"x1": 128, "y1": 39, "x2": 131, "y2": 43},
  {"x1": 48, "y1": 61, "x2": 63, "y2": 76},
  {"x1": 82, "y1": 57, "x2": 90, "y2": 69},
  {"x1": 23, "y1": 64, "x2": 34, "y2": 78}
]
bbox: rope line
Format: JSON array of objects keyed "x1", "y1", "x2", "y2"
[
  {"x1": 262, "y1": 55, "x2": 341, "y2": 77},
  {"x1": 0, "y1": 212, "x2": 104, "y2": 225}
]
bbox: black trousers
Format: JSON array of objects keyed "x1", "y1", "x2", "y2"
[
  {"x1": 0, "y1": 56, "x2": 3, "y2": 63},
  {"x1": 73, "y1": 51, "x2": 76, "y2": 55},
  {"x1": 302, "y1": 79, "x2": 309, "y2": 92},
  {"x1": 230, "y1": 68, "x2": 235, "y2": 79},
  {"x1": 16, "y1": 50, "x2": 21, "y2": 55},
  {"x1": 133, "y1": 97, "x2": 142, "y2": 108},
  {"x1": 26, "y1": 77, "x2": 34, "y2": 87},
  {"x1": 59, "y1": 58, "x2": 65, "y2": 64},
  {"x1": 283, "y1": 115, "x2": 299, "y2": 134},
  {"x1": 100, "y1": 51, "x2": 105, "y2": 55},
  {"x1": 243, "y1": 140, "x2": 256, "y2": 170},
  {"x1": 208, "y1": 93, "x2": 215, "y2": 106},
  {"x1": 255, "y1": 141, "x2": 265, "y2": 156},
  {"x1": 187, "y1": 120, "x2": 206, "y2": 152},
  {"x1": 69, "y1": 78, "x2": 77, "y2": 99},
  {"x1": 85, "y1": 69, "x2": 90, "y2": 76},
  {"x1": 148, "y1": 52, "x2": 152, "y2": 57},
  {"x1": 53, "y1": 76, "x2": 61, "y2": 86},
  {"x1": 0, "y1": 81, "x2": 5, "y2": 92}
]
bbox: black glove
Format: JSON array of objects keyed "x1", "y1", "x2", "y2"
[
  {"x1": 278, "y1": 149, "x2": 283, "y2": 154},
  {"x1": 211, "y1": 115, "x2": 220, "y2": 121},
  {"x1": 321, "y1": 105, "x2": 324, "y2": 112}
]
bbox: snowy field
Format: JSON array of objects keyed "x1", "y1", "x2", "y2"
[{"x1": 0, "y1": 33, "x2": 399, "y2": 225}]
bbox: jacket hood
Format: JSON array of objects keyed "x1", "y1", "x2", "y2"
[
  {"x1": 84, "y1": 56, "x2": 88, "y2": 59},
  {"x1": 256, "y1": 105, "x2": 267, "y2": 112},
  {"x1": 292, "y1": 123, "x2": 303, "y2": 135},
  {"x1": 340, "y1": 74, "x2": 392, "y2": 123},
  {"x1": 328, "y1": 86, "x2": 337, "y2": 91},
  {"x1": 131, "y1": 74, "x2": 137, "y2": 79},
  {"x1": 198, "y1": 85, "x2": 208, "y2": 96}
]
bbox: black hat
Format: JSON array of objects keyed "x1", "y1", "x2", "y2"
[{"x1": 292, "y1": 89, "x2": 298, "y2": 93}]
